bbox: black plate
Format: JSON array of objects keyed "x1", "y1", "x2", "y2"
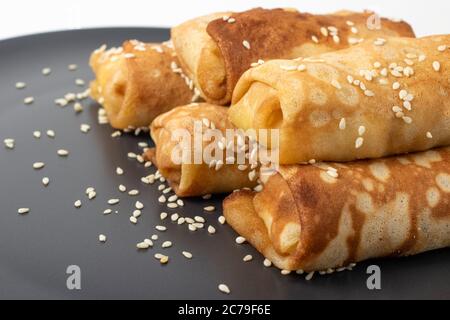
[{"x1": 0, "y1": 28, "x2": 449, "y2": 300}]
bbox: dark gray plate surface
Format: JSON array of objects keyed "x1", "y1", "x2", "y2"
[{"x1": 0, "y1": 28, "x2": 449, "y2": 300}]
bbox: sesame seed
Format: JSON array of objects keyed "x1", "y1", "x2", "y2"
[
  {"x1": 144, "y1": 239, "x2": 153, "y2": 246},
  {"x1": 42, "y1": 68, "x2": 51, "y2": 76},
  {"x1": 188, "y1": 224, "x2": 197, "y2": 232},
  {"x1": 419, "y1": 54, "x2": 427, "y2": 62},
  {"x1": 346, "y1": 20, "x2": 355, "y2": 26},
  {"x1": 130, "y1": 216, "x2": 138, "y2": 224},
  {"x1": 305, "y1": 271, "x2": 315, "y2": 281},
  {"x1": 24, "y1": 97, "x2": 34, "y2": 105},
  {"x1": 402, "y1": 116, "x2": 413, "y2": 124},
  {"x1": 373, "y1": 38, "x2": 386, "y2": 46},
  {"x1": 235, "y1": 236, "x2": 246, "y2": 244},
  {"x1": 263, "y1": 259, "x2": 272, "y2": 267},
  {"x1": 116, "y1": 167, "x2": 123, "y2": 175},
  {"x1": 33, "y1": 162, "x2": 45, "y2": 170},
  {"x1": 124, "y1": 53, "x2": 136, "y2": 59},
  {"x1": 108, "y1": 199, "x2": 120, "y2": 205},
  {"x1": 227, "y1": 18, "x2": 236, "y2": 23},
  {"x1": 46, "y1": 130, "x2": 55, "y2": 138},
  {"x1": 18, "y1": 208, "x2": 30, "y2": 214},
  {"x1": 243, "y1": 255, "x2": 253, "y2": 262},
  {"x1": 88, "y1": 191, "x2": 96, "y2": 200},
  {"x1": 160, "y1": 212, "x2": 168, "y2": 220},
  {"x1": 155, "y1": 225, "x2": 167, "y2": 232},
  {"x1": 99, "y1": 234, "x2": 107, "y2": 243},
  {"x1": 170, "y1": 213, "x2": 179, "y2": 221},
  {"x1": 68, "y1": 64, "x2": 78, "y2": 71},
  {"x1": 331, "y1": 79, "x2": 341, "y2": 89},
  {"x1": 159, "y1": 255, "x2": 169, "y2": 264},
  {"x1": 158, "y1": 195, "x2": 166, "y2": 203},
  {"x1": 218, "y1": 216, "x2": 226, "y2": 224},
  {"x1": 339, "y1": 118, "x2": 346, "y2": 130},
  {"x1": 326, "y1": 170, "x2": 339, "y2": 178},
  {"x1": 128, "y1": 189, "x2": 139, "y2": 196},
  {"x1": 133, "y1": 210, "x2": 141, "y2": 218},
  {"x1": 203, "y1": 206, "x2": 215, "y2": 212},
  {"x1": 207, "y1": 225, "x2": 216, "y2": 234},
  {"x1": 80, "y1": 124, "x2": 91, "y2": 133},
  {"x1": 162, "y1": 241, "x2": 172, "y2": 248},
  {"x1": 151, "y1": 234, "x2": 159, "y2": 241},
  {"x1": 218, "y1": 284, "x2": 230, "y2": 294},
  {"x1": 320, "y1": 27, "x2": 328, "y2": 37},
  {"x1": 135, "y1": 201, "x2": 144, "y2": 209},
  {"x1": 75, "y1": 79, "x2": 85, "y2": 86},
  {"x1": 57, "y1": 149, "x2": 69, "y2": 157},
  {"x1": 358, "y1": 126, "x2": 366, "y2": 136},
  {"x1": 433, "y1": 61, "x2": 441, "y2": 72},
  {"x1": 333, "y1": 35, "x2": 340, "y2": 44},
  {"x1": 392, "y1": 106, "x2": 402, "y2": 113},
  {"x1": 111, "y1": 131, "x2": 121, "y2": 138},
  {"x1": 33, "y1": 131, "x2": 41, "y2": 139},
  {"x1": 426, "y1": 132, "x2": 433, "y2": 139},
  {"x1": 351, "y1": 27, "x2": 358, "y2": 34},
  {"x1": 103, "y1": 209, "x2": 112, "y2": 215},
  {"x1": 438, "y1": 45, "x2": 447, "y2": 52},
  {"x1": 15, "y1": 82, "x2": 26, "y2": 89},
  {"x1": 168, "y1": 195, "x2": 178, "y2": 202},
  {"x1": 403, "y1": 101, "x2": 412, "y2": 111},
  {"x1": 178, "y1": 217, "x2": 186, "y2": 225},
  {"x1": 73, "y1": 102, "x2": 83, "y2": 113},
  {"x1": 137, "y1": 242, "x2": 150, "y2": 249},
  {"x1": 297, "y1": 64, "x2": 306, "y2": 71},
  {"x1": 182, "y1": 251, "x2": 193, "y2": 259},
  {"x1": 281, "y1": 270, "x2": 291, "y2": 275},
  {"x1": 393, "y1": 82, "x2": 401, "y2": 90},
  {"x1": 355, "y1": 137, "x2": 364, "y2": 149},
  {"x1": 364, "y1": 90, "x2": 375, "y2": 97},
  {"x1": 242, "y1": 40, "x2": 251, "y2": 50},
  {"x1": 42, "y1": 177, "x2": 50, "y2": 186},
  {"x1": 118, "y1": 184, "x2": 126, "y2": 192},
  {"x1": 74, "y1": 200, "x2": 82, "y2": 208},
  {"x1": 311, "y1": 35, "x2": 319, "y2": 43}
]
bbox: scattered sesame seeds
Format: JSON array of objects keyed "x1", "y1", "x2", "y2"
[
  {"x1": 355, "y1": 137, "x2": 364, "y2": 149},
  {"x1": 15, "y1": 82, "x2": 26, "y2": 89},
  {"x1": 57, "y1": 149, "x2": 69, "y2": 157},
  {"x1": 235, "y1": 236, "x2": 246, "y2": 244},
  {"x1": 18, "y1": 208, "x2": 30, "y2": 214},
  {"x1": 42, "y1": 68, "x2": 51, "y2": 76},
  {"x1": 427, "y1": 132, "x2": 433, "y2": 139},
  {"x1": 24, "y1": 97, "x2": 34, "y2": 105},
  {"x1": 243, "y1": 255, "x2": 253, "y2": 262},
  {"x1": 80, "y1": 124, "x2": 91, "y2": 133},
  {"x1": 74, "y1": 200, "x2": 82, "y2": 208},
  {"x1": 99, "y1": 234, "x2": 107, "y2": 243},
  {"x1": 263, "y1": 259, "x2": 272, "y2": 267},
  {"x1": 33, "y1": 162, "x2": 45, "y2": 170},
  {"x1": 433, "y1": 61, "x2": 441, "y2": 72},
  {"x1": 242, "y1": 40, "x2": 251, "y2": 50},
  {"x1": 182, "y1": 251, "x2": 193, "y2": 259},
  {"x1": 218, "y1": 284, "x2": 230, "y2": 294}
]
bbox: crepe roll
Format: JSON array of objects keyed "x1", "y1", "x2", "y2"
[
  {"x1": 229, "y1": 35, "x2": 450, "y2": 164},
  {"x1": 146, "y1": 103, "x2": 257, "y2": 197},
  {"x1": 172, "y1": 8, "x2": 415, "y2": 105},
  {"x1": 224, "y1": 147, "x2": 450, "y2": 272},
  {"x1": 90, "y1": 40, "x2": 196, "y2": 129}
]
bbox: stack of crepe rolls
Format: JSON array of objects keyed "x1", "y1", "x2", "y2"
[
  {"x1": 224, "y1": 147, "x2": 450, "y2": 272},
  {"x1": 146, "y1": 103, "x2": 261, "y2": 197},
  {"x1": 90, "y1": 40, "x2": 196, "y2": 129},
  {"x1": 229, "y1": 35, "x2": 450, "y2": 164},
  {"x1": 172, "y1": 7, "x2": 415, "y2": 105}
]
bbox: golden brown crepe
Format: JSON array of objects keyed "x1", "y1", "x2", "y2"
[
  {"x1": 172, "y1": 8, "x2": 415, "y2": 105},
  {"x1": 146, "y1": 103, "x2": 257, "y2": 197},
  {"x1": 224, "y1": 147, "x2": 450, "y2": 272},
  {"x1": 90, "y1": 40, "x2": 195, "y2": 129},
  {"x1": 229, "y1": 35, "x2": 450, "y2": 164}
]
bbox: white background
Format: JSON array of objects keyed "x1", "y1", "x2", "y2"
[{"x1": 1, "y1": 0, "x2": 449, "y2": 40}]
